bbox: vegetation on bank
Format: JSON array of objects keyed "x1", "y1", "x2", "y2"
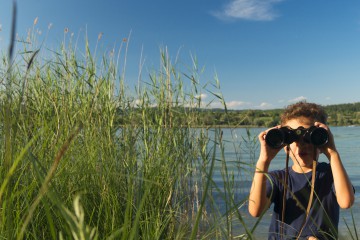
[
  {"x1": 200, "y1": 102, "x2": 360, "y2": 127},
  {"x1": 118, "y1": 102, "x2": 360, "y2": 128}
]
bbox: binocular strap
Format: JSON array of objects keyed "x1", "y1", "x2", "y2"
[
  {"x1": 280, "y1": 146, "x2": 318, "y2": 240},
  {"x1": 280, "y1": 145, "x2": 290, "y2": 239},
  {"x1": 296, "y1": 149, "x2": 318, "y2": 239},
  {"x1": 280, "y1": 145, "x2": 317, "y2": 239}
]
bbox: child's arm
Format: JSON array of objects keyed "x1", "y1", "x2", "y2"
[
  {"x1": 316, "y1": 122, "x2": 355, "y2": 208},
  {"x1": 248, "y1": 158, "x2": 271, "y2": 217},
  {"x1": 248, "y1": 129, "x2": 281, "y2": 217},
  {"x1": 329, "y1": 151, "x2": 354, "y2": 208}
]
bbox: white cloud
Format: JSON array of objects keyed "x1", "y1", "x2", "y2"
[
  {"x1": 205, "y1": 101, "x2": 223, "y2": 109},
  {"x1": 257, "y1": 102, "x2": 273, "y2": 109},
  {"x1": 195, "y1": 93, "x2": 208, "y2": 100},
  {"x1": 213, "y1": 0, "x2": 284, "y2": 21},
  {"x1": 226, "y1": 100, "x2": 250, "y2": 108},
  {"x1": 203, "y1": 100, "x2": 250, "y2": 109},
  {"x1": 132, "y1": 99, "x2": 157, "y2": 108},
  {"x1": 134, "y1": 99, "x2": 142, "y2": 105},
  {"x1": 288, "y1": 96, "x2": 307, "y2": 103}
]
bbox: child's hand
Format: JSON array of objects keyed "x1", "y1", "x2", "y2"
[
  {"x1": 314, "y1": 122, "x2": 337, "y2": 159},
  {"x1": 258, "y1": 126, "x2": 283, "y2": 165}
]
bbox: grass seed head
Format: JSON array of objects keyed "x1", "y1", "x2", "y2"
[{"x1": 98, "y1": 32, "x2": 103, "y2": 40}]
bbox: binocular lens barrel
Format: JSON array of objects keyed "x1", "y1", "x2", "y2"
[
  {"x1": 265, "y1": 128, "x2": 287, "y2": 148},
  {"x1": 307, "y1": 127, "x2": 328, "y2": 146}
]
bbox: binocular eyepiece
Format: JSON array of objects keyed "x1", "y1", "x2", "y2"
[{"x1": 265, "y1": 126, "x2": 328, "y2": 149}]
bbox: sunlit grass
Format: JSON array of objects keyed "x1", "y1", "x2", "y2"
[{"x1": 0, "y1": 4, "x2": 258, "y2": 239}]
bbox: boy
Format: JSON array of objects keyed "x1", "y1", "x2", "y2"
[{"x1": 248, "y1": 101, "x2": 354, "y2": 239}]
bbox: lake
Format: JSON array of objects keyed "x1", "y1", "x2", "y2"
[{"x1": 209, "y1": 126, "x2": 360, "y2": 238}]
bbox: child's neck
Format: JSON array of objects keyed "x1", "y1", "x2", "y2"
[{"x1": 292, "y1": 164, "x2": 313, "y2": 173}]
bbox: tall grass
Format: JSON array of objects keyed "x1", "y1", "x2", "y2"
[
  {"x1": 0, "y1": 7, "x2": 258, "y2": 239},
  {"x1": 3, "y1": 5, "x2": 359, "y2": 239}
]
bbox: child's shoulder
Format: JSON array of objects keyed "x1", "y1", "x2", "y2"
[{"x1": 268, "y1": 168, "x2": 288, "y2": 179}]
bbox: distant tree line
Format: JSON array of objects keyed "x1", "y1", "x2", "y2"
[
  {"x1": 116, "y1": 102, "x2": 360, "y2": 128},
  {"x1": 323, "y1": 102, "x2": 360, "y2": 126},
  {"x1": 199, "y1": 102, "x2": 360, "y2": 127}
]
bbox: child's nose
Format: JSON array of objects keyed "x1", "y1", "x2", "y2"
[{"x1": 296, "y1": 136, "x2": 310, "y2": 146}]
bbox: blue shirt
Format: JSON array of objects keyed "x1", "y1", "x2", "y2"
[{"x1": 266, "y1": 162, "x2": 339, "y2": 240}]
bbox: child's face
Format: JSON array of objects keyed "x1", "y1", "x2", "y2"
[{"x1": 283, "y1": 117, "x2": 319, "y2": 172}]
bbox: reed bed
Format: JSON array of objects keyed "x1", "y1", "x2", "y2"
[
  {"x1": 0, "y1": 10, "x2": 257, "y2": 239},
  {"x1": 3, "y1": 4, "x2": 357, "y2": 239}
]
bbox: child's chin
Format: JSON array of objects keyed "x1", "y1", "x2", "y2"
[{"x1": 293, "y1": 157, "x2": 313, "y2": 167}]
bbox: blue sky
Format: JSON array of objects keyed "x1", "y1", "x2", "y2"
[{"x1": 1, "y1": 0, "x2": 360, "y2": 110}]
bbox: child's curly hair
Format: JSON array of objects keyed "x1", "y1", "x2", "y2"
[{"x1": 280, "y1": 101, "x2": 327, "y2": 125}]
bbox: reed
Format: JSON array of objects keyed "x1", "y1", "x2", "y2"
[{"x1": 0, "y1": 3, "x2": 257, "y2": 239}]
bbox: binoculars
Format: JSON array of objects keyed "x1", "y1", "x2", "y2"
[{"x1": 265, "y1": 126, "x2": 328, "y2": 149}]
